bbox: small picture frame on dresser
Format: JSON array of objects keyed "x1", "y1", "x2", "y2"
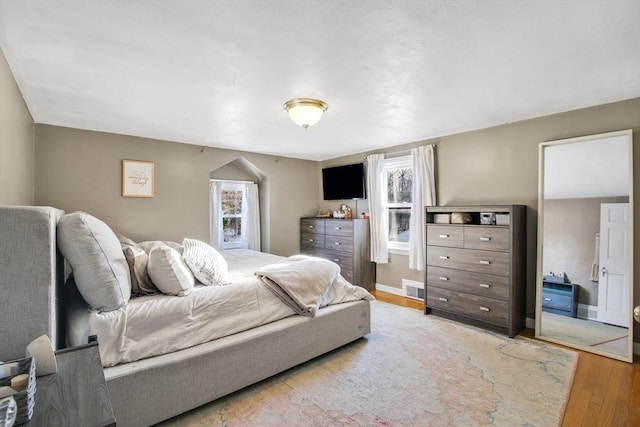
[{"x1": 480, "y1": 212, "x2": 496, "y2": 225}]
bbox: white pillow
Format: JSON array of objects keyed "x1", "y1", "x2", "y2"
[
  {"x1": 182, "y1": 238, "x2": 228, "y2": 286},
  {"x1": 147, "y1": 245, "x2": 195, "y2": 296},
  {"x1": 57, "y1": 211, "x2": 131, "y2": 311}
]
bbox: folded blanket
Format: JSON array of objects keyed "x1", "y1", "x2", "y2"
[{"x1": 255, "y1": 255, "x2": 342, "y2": 316}]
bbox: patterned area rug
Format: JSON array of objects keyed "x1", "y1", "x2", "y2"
[{"x1": 159, "y1": 301, "x2": 578, "y2": 427}]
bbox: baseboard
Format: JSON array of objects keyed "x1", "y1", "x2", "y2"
[{"x1": 375, "y1": 283, "x2": 405, "y2": 297}]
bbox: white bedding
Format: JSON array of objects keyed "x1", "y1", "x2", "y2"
[{"x1": 66, "y1": 249, "x2": 373, "y2": 367}]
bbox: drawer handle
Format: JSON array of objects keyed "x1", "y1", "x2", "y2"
[
  {"x1": 439, "y1": 234, "x2": 449, "y2": 238},
  {"x1": 439, "y1": 255, "x2": 449, "y2": 260},
  {"x1": 479, "y1": 306, "x2": 490, "y2": 312},
  {"x1": 438, "y1": 297, "x2": 448, "y2": 302},
  {"x1": 479, "y1": 283, "x2": 490, "y2": 288},
  {"x1": 335, "y1": 227, "x2": 342, "y2": 230},
  {"x1": 334, "y1": 242, "x2": 341, "y2": 245},
  {"x1": 308, "y1": 225, "x2": 314, "y2": 229},
  {"x1": 479, "y1": 260, "x2": 491, "y2": 265},
  {"x1": 479, "y1": 237, "x2": 491, "y2": 241},
  {"x1": 439, "y1": 276, "x2": 449, "y2": 281},
  {"x1": 544, "y1": 297, "x2": 552, "y2": 302},
  {"x1": 334, "y1": 258, "x2": 340, "y2": 262},
  {"x1": 308, "y1": 239, "x2": 314, "y2": 242}
]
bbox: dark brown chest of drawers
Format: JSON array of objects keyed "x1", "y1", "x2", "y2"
[
  {"x1": 300, "y1": 218, "x2": 375, "y2": 291},
  {"x1": 424, "y1": 205, "x2": 525, "y2": 337}
]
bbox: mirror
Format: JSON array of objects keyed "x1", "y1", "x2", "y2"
[{"x1": 536, "y1": 129, "x2": 633, "y2": 363}]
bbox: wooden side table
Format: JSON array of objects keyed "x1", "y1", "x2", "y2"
[{"x1": 26, "y1": 341, "x2": 116, "y2": 426}]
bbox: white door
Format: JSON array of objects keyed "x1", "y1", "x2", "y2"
[{"x1": 597, "y1": 203, "x2": 629, "y2": 327}]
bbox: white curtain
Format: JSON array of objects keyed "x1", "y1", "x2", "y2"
[
  {"x1": 409, "y1": 145, "x2": 436, "y2": 271},
  {"x1": 209, "y1": 181, "x2": 224, "y2": 250},
  {"x1": 366, "y1": 153, "x2": 389, "y2": 264},
  {"x1": 243, "y1": 183, "x2": 261, "y2": 251}
]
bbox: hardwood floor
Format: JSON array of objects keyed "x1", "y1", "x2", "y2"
[{"x1": 370, "y1": 290, "x2": 640, "y2": 426}]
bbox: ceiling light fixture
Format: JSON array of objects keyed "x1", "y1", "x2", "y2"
[{"x1": 283, "y1": 98, "x2": 328, "y2": 129}]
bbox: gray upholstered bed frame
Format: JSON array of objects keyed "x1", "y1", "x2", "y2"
[{"x1": 0, "y1": 206, "x2": 371, "y2": 426}]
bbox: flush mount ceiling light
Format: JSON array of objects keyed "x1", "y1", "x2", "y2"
[{"x1": 283, "y1": 98, "x2": 328, "y2": 129}]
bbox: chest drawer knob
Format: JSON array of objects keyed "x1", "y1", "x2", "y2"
[
  {"x1": 479, "y1": 283, "x2": 491, "y2": 288},
  {"x1": 479, "y1": 237, "x2": 491, "y2": 241},
  {"x1": 335, "y1": 227, "x2": 342, "y2": 230},
  {"x1": 308, "y1": 238, "x2": 314, "y2": 242},
  {"x1": 334, "y1": 242, "x2": 341, "y2": 245},
  {"x1": 479, "y1": 260, "x2": 491, "y2": 265},
  {"x1": 308, "y1": 225, "x2": 314, "y2": 229},
  {"x1": 439, "y1": 234, "x2": 449, "y2": 238},
  {"x1": 439, "y1": 276, "x2": 449, "y2": 281},
  {"x1": 479, "y1": 306, "x2": 490, "y2": 312},
  {"x1": 334, "y1": 258, "x2": 340, "y2": 262},
  {"x1": 439, "y1": 255, "x2": 449, "y2": 260},
  {"x1": 438, "y1": 297, "x2": 448, "y2": 302},
  {"x1": 544, "y1": 297, "x2": 552, "y2": 302}
]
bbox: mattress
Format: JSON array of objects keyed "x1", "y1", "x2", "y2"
[{"x1": 66, "y1": 249, "x2": 372, "y2": 367}]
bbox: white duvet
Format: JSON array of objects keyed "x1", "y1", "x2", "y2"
[{"x1": 66, "y1": 249, "x2": 373, "y2": 367}]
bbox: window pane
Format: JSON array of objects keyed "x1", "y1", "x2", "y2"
[
  {"x1": 223, "y1": 217, "x2": 242, "y2": 243},
  {"x1": 222, "y1": 190, "x2": 243, "y2": 214},
  {"x1": 388, "y1": 208, "x2": 411, "y2": 242},
  {"x1": 387, "y1": 168, "x2": 412, "y2": 203}
]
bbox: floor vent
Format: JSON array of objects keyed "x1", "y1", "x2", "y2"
[
  {"x1": 403, "y1": 279, "x2": 424, "y2": 301},
  {"x1": 577, "y1": 304, "x2": 598, "y2": 320}
]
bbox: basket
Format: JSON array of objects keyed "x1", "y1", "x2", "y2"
[{"x1": 0, "y1": 357, "x2": 36, "y2": 424}]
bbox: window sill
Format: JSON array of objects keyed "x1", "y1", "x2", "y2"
[{"x1": 388, "y1": 247, "x2": 409, "y2": 256}]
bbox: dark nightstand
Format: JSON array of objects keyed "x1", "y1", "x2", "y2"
[
  {"x1": 26, "y1": 341, "x2": 116, "y2": 426},
  {"x1": 542, "y1": 281, "x2": 579, "y2": 318}
]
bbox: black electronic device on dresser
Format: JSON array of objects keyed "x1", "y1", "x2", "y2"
[
  {"x1": 424, "y1": 205, "x2": 526, "y2": 337},
  {"x1": 300, "y1": 217, "x2": 375, "y2": 291}
]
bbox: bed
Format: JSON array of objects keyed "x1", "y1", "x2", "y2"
[{"x1": 0, "y1": 206, "x2": 373, "y2": 426}]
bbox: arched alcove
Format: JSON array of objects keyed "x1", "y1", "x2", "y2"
[{"x1": 209, "y1": 157, "x2": 271, "y2": 252}]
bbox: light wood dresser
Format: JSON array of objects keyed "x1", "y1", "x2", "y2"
[
  {"x1": 424, "y1": 205, "x2": 526, "y2": 337},
  {"x1": 300, "y1": 218, "x2": 376, "y2": 291}
]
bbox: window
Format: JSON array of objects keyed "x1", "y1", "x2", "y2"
[
  {"x1": 385, "y1": 156, "x2": 412, "y2": 251},
  {"x1": 221, "y1": 182, "x2": 245, "y2": 249}
]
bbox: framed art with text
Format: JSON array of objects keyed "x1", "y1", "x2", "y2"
[{"x1": 122, "y1": 160, "x2": 155, "y2": 197}]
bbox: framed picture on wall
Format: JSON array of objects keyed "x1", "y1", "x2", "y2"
[{"x1": 122, "y1": 160, "x2": 155, "y2": 197}]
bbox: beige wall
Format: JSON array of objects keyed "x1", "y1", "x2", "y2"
[
  {"x1": 322, "y1": 98, "x2": 640, "y2": 319},
  {"x1": 0, "y1": 49, "x2": 34, "y2": 205},
  {"x1": 34, "y1": 125, "x2": 319, "y2": 256}
]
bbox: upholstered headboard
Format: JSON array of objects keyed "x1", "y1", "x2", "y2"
[{"x1": 0, "y1": 206, "x2": 65, "y2": 361}]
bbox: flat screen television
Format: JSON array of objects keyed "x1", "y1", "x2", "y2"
[{"x1": 322, "y1": 163, "x2": 366, "y2": 200}]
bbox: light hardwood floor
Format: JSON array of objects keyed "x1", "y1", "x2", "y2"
[{"x1": 370, "y1": 290, "x2": 640, "y2": 426}]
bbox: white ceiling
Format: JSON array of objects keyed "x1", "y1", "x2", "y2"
[{"x1": 0, "y1": 1, "x2": 639, "y2": 161}]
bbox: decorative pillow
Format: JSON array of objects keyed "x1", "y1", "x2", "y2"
[
  {"x1": 147, "y1": 245, "x2": 195, "y2": 296},
  {"x1": 182, "y1": 238, "x2": 228, "y2": 286},
  {"x1": 57, "y1": 211, "x2": 131, "y2": 311},
  {"x1": 122, "y1": 245, "x2": 158, "y2": 295}
]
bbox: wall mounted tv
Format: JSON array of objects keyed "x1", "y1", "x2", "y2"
[{"x1": 322, "y1": 163, "x2": 366, "y2": 200}]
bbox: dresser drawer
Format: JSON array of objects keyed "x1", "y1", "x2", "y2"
[
  {"x1": 427, "y1": 246, "x2": 509, "y2": 276},
  {"x1": 426, "y1": 286, "x2": 509, "y2": 326},
  {"x1": 464, "y1": 227, "x2": 509, "y2": 252},
  {"x1": 314, "y1": 249, "x2": 354, "y2": 275},
  {"x1": 300, "y1": 219, "x2": 325, "y2": 234},
  {"x1": 325, "y1": 235, "x2": 354, "y2": 253},
  {"x1": 426, "y1": 266, "x2": 510, "y2": 300},
  {"x1": 325, "y1": 220, "x2": 353, "y2": 236},
  {"x1": 427, "y1": 225, "x2": 463, "y2": 248},
  {"x1": 300, "y1": 232, "x2": 324, "y2": 249}
]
